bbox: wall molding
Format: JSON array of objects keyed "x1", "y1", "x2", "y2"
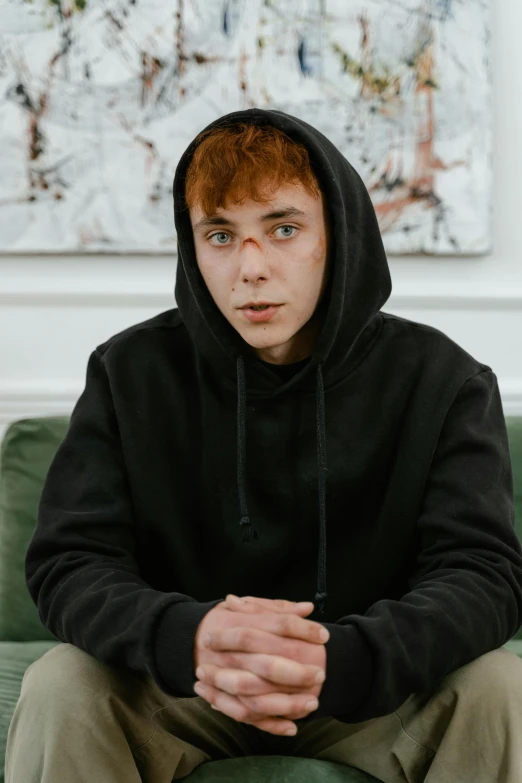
[
  {"x1": 1, "y1": 379, "x2": 522, "y2": 430},
  {"x1": 388, "y1": 292, "x2": 522, "y2": 311},
  {"x1": 0, "y1": 383, "x2": 79, "y2": 428},
  {"x1": 1, "y1": 285, "x2": 522, "y2": 310},
  {"x1": 0, "y1": 289, "x2": 173, "y2": 308}
]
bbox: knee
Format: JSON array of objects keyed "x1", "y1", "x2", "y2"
[
  {"x1": 441, "y1": 647, "x2": 522, "y2": 704},
  {"x1": 20, "y1": 643, "x2": 118, "y2": 706}
]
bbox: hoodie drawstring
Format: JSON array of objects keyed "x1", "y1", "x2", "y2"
[{"x1": 236, "y1": 356, "x2": 328, "y2": 615}]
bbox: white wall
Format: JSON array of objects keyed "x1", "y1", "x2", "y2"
[{"x1": 1, "y1": 0, "x2": 521, "y2": 443}]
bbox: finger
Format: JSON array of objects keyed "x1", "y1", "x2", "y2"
[
  {"x1": 197, "y1": 667, "x2": 318, "y2": 719},
  {"x1": 197, "y1": 678, "x2": 315, "y2": 723},
  {"x1": 226, "y1": 595, "x2": 314, "y2": 614},
  {"x1": 236, "y1": 689, "x2": 319, "y2": 721},
  {"x1": 194, "y1": 681, "x2": 298, "y2": 736},
  {"x1": 245, "y1": 596, "x2": 316, "y2": 614},
  {"x1": 197, "y1": 663, "x2": 271, "y2": 695},
  {"x1": 198, "y1": 663, "x2": 305, "y2": 696},
  {"x1": 213, "y1": 648, "x2": 323, "y2": 689},
  {"x1": 209, "y1": 614, "x2": 329, "y2": 649}
]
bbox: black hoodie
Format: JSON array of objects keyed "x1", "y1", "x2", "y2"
[{"x1": 26, "y1": 108, "x2": 522, "y2": 724}]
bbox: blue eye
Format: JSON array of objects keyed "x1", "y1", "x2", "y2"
[
  {"x1": 277, "y1": 225, "x2": 296, "y2": 237},
  {"x1": 209, "y1": 232, "x2": 230, "y2": 245}
]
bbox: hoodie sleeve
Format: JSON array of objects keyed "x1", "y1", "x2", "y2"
[
  {"x1": 25, "y1": 348, "x2": 224, "y2": 697},
  {"x1": 307, "y1": 368, "x2": 522, "y2": 724}
]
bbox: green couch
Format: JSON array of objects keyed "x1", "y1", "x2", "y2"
[{"x1": 1, "y1": 415, "x2": 522, "y2": 782}]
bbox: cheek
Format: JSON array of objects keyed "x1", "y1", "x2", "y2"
[
  {"x1": 199, "y1": 261, "x2": 227, "y2": 292},
  {"x1": 311, "y1": 236, "x2": 327, "y2": 267}
]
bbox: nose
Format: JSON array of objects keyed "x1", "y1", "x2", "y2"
[{"x1": 239, "y1": 238, "x2": 270, "y2": 282}]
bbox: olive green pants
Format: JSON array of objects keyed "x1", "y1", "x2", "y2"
[{"x1": 5, "y1": 642, "x2": 522, "y2": 782}]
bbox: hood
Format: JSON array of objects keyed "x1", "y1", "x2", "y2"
[{"x1": 173, "y1": 107, "x2": 392, "y2": 614}]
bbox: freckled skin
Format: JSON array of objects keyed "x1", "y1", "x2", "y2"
[{"x1": 191, "y1": 183, "x2": 331, "y2": 365}]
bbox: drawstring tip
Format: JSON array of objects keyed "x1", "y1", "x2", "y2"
[
  {"x1": 314, "y1": 591, "x2": 327, "y2": 615},
  {"x1": 240, "y1": 516, "x2": 259, "y2": 543}
]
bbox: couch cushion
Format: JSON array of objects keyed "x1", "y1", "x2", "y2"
[
  {"x1": 0, "y1": 417, "x2": 70, "y2": 641},
  {"x1": 186, "y1": 756, "x2": 382, "y2": 782},
  {"x1": 503, "y1": 638, "x2": 522, "y2": 657}
]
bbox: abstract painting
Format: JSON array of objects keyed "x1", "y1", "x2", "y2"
[{"x1": 0, "y1": 0, "x2": 491, "y2": 254}]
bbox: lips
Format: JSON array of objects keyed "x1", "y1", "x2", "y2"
[
  {"x1": 241, "y1": 303, "x2": 279, "y2": 309},
  {"x1": 241, "y1": 304, "x2": 281, "y2": 322}
]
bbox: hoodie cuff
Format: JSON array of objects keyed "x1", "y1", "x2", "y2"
[
  {"x1": 152, "y1": 598, "x2": 225, "y2": 697},
  {"x1": 296, "y1": 622, "x2": 374, "y2": 724}
]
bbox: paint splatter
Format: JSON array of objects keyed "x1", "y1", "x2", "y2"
[{"x1": 0, "y1": 0, "x2": 490, "y2": 254}]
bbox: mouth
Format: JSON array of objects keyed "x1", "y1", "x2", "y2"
[
  {"x1": 240, "y1": 303, "x2": 280, "y2": 310},
  {"x1": 240, "y1": 304, "x2": 282, "y2": 322}
]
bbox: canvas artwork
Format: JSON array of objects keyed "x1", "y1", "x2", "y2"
[{"x1": 0, "y1": 0, "x2": 491, "y2": 254}]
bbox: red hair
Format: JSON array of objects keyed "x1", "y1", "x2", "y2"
[{"x1": 184, "y1": 122, "x2": 322, "y2": 216}]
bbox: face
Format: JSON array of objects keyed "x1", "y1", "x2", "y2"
[{"x1": 190, "y1": 182, "x2": 330, "y2": 364}]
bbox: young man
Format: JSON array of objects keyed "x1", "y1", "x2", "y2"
[{"x1": 11, "y1": 108, "x2": 522, "y2": 782}]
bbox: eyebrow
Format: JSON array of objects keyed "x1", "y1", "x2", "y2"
[{"x1": 192, "y1": 206, "x2": 309, "y2": 233}]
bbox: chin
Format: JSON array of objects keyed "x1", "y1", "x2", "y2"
[{"x1": 242, "y1": 330, "x2": 292, "y2": 350}]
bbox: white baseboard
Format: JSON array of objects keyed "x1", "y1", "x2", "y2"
[{"x1": 0, "y1": 383, "x2": 79, "y2": 428}]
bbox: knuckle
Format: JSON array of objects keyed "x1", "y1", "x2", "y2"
[
  {"x1": 233, "y1": 627, "x2": 245, "y2": 646},
  {"x1": 245, "y1": 701, "x2": 262, "y2": 721},
  {"x1": 248, "y1": 695, "x2": 264, "y2": 713},
  {"x1": 240, "y1": 676, "x2": 258, "y2": 695},
  {"x1": 251, "y1": 627, "x2": 264, "y2": 648},
  {"x1": 265, "y1": 657, "x2": 280, "y2": 681},
  {"x1": 288, "y1": 695, "x2": 306, "y2": 719},
  {"x1": 278, "y1": 614, "x2": 293, "y2": 635},
  {"x1": 288, "y1": 704, "x2": 302, "y2": 720},
  {"x1": 226, "y1": 651, "x2": 243, "y2": 668},
  {"x1": 234, "y1": 627, "x2": 249, "y2": 647},
  {"x1": 242, "y1": 628, "x2": 258, "y2": 649}
]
